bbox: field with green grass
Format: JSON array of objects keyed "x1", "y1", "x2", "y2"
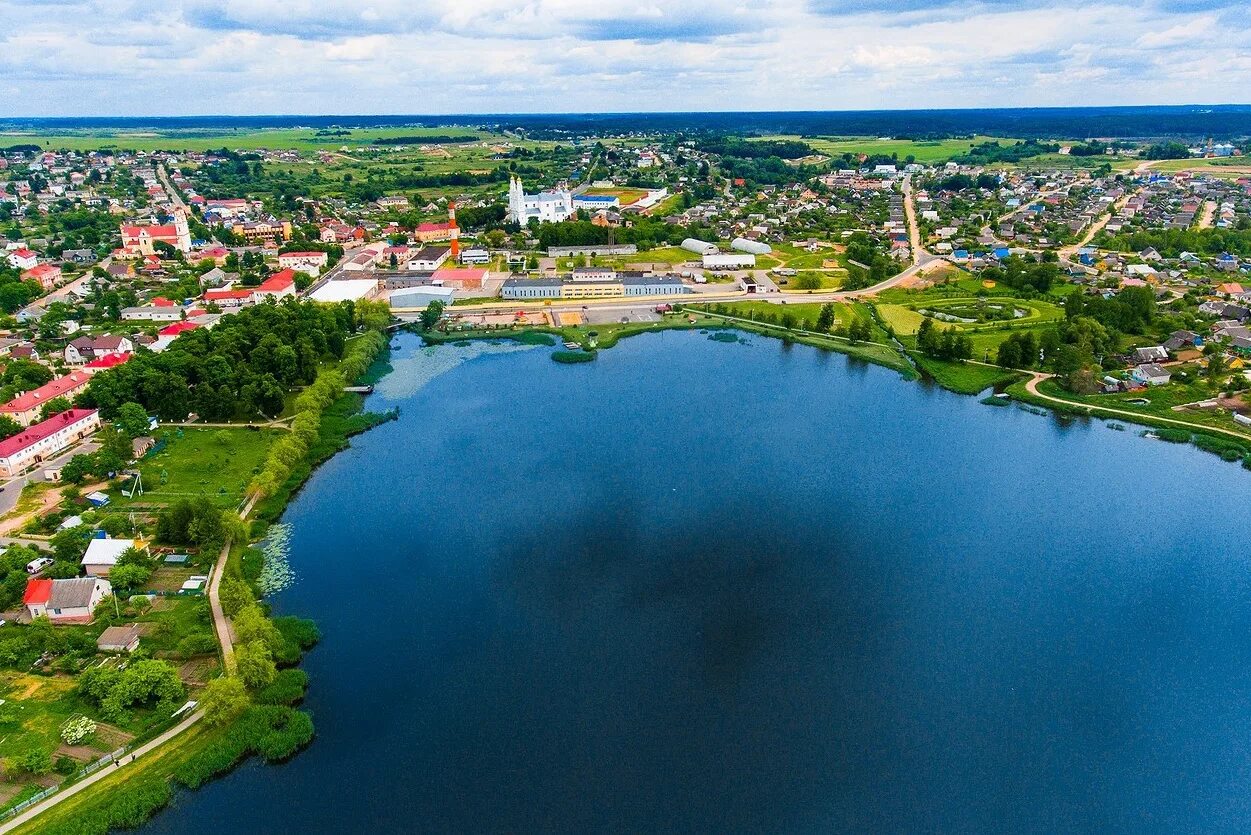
[
  {"x1": 757, "y1": 135, "x2": 1026, "y2": 164},
  {"x1": 911, "y1": 355, "x2": 1022, "y2": 395},
  {"x1": 0, "y1": 126, "x2": 491, "y2": 154},
  {"x1": 104, "y1": 427, "x2": 279, "y2": 511}
]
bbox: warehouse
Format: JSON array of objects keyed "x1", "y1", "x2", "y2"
[
  {"x1": 703, "y1": 253, "x2": 756, "y2": 271},
  {"x1": 681, "y1": 238, "x2": 720, "y2": 256},
  {"x1": 732, "y1": 237, "x2": 773, "y2": 255},
  {"x1": 308, "y1": 279, "x2": 379, "y2": 303},
  {"x1": 390, "y1": 286, "x2": 456, "y2": 310}
]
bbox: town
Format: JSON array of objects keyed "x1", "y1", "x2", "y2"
[{"x1": 0, "y1": 118, "x2": 1249, "y2": 832}]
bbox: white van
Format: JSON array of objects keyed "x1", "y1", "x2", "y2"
[{"x1": 26, "y1": 557, "x2": 54, "y2": 575}]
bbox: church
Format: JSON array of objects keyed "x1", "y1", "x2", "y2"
[
  {"x1": 119, "y1": 208, "x2": 193, "y2": 257},
  {"x1": 507, "y1": 176, "x2": 574, "y2": 225}
]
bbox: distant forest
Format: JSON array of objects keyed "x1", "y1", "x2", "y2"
[{"x1": 5, "y1": 105, "x2": 1251, "y2": 141}]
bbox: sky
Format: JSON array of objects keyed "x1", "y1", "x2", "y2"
[{"x1": 0, "y1": 0, "x2": 1248, "y2": 116}]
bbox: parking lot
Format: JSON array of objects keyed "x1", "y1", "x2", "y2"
[{"x1": 582, "y1": 308, "x2": 662, "y2": 325}]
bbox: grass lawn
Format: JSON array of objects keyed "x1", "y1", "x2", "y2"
[
  {"x1": 876, "y1": 304, "x2": 928, "y2": 335},
  {"x1": 911, "y1": 355, "x2": 1022, "y2": 395},
  {"x1": 1030, "y1": 378, "x2": 1251, "y2": 438},
  {"x1": 785, "y1": 135, "x2": 1026, "y2": 164},
  {"x1": 583, "y1": 186, "x2": 649, "y2": 205},
  {"x1": 3, "y1": 126, "x2": 491, "y2": 154},
  {"x1": 607, "y1": 246, "x2": 699, "y2": 267},
  {"x1": 721, "y1": 300, "x2": 857, "y2": 331},
  {"x1": 107, "y1": 427, "x2": 279, "y2": 511}
]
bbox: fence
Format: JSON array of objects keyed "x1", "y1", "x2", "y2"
[{"x1": 0, "y1": 745, "x2": 126, "y2": 822}]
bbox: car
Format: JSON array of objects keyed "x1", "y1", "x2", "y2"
[{"x1": 26, "y1": 557, "x2": 54, "y2": 575}]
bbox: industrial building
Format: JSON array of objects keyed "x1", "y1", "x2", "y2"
[
  {"x1": 500, "y1": 274, "x2": 691, "y2": 300},
  {"x1": 732, "y1": 238, "x2": 773, "y2": 255},
  {"x1": 390, "y1": 286, "x2": 456, "y2": 309},
  {"x1": 681, "y1": 238, "x2": 720, "y2": 256},
  {"x1": 703, "y1": 253, "x2": 756, "y2": 271}
]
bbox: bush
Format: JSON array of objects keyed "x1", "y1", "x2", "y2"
[
  {"x1": 61, "y1": 715, "x2": 97, "y2": 745},
  {"x1": 41, "y1": 779, "x2": 172, "y2": 835},
  {"x1": 552, "y1": 350, "x2": 594, "y2": 364},
  {"x1": 516, "y1": 331, "x2": 556, "y2": 346},
  {"x1": 254, "y1": 669, "x2": 309, "y2": 706},
  {"x1": 175, "y1": 705, "x2": 314, "y2": 789},
  {"x1": 1155, "y1": 428, "x2": 1191, "y2": 444},
  {"x1": 54, "y1": 755, "x2": 78, "y2": 776}
]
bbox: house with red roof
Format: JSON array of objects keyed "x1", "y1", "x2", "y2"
[
  {"x1": 0, "y1": 373, "x2": 92, "y2": 426},
  {"x1": 0, "y1": 408, "x2": 100, "y2": 476},
  {"x1": 84, "y1": 352, "x2": 131, "y2": 374},
  {"x1": 118, "y1": 209, "x2": 191, "y2": 256},
  {"x1": 203, "y1": 288, "x2": 254, "y2": 308},
  {"x1": 253, "y1": 269, "x2": 297, "y2": 301},
  {"x1": 21, "y1": 263, "x2": 61, "y2": 290},
  {"x1": 24, "y1": 576, "x2": 112, "y2": 624},
  {"x1": 7, "y1": 249, "x2": 38, "y2": 271},
  {"x1": 414, "y1": 221, "x2": 455, "y2": 243},
  {"x1": 278, "y1": 251, "x2": 328, "y2": 276},
  {"x1": 159, "y1": 321, "x2": 200, "y2": 338}
]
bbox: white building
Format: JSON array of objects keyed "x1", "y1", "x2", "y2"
[
  {"x1": 278, "y1": 251, "x2": 330, "y2": 276},
  {"x1": 0, "y1": 409, "x2": 100, "y2": 477},
  {"x1": 508, "y1": 176, "x2": 574, "y2": 225},
  {"x1": 81, "y1": 537, "x2": 141, "y2": 577},
  {"x1": 703, "y1": 253, "x2": 756, "y2": 271}
]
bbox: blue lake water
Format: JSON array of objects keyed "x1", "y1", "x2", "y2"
[{"x1": 144, "y1": 330, "x2": 1251, "y2": 833}]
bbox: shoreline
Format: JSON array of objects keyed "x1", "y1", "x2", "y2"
[{"x1": 5, "y1": 335, "x2": 397, "y2": 835}]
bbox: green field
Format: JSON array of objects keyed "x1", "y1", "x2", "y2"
[
  {"x1": 756, "y1": 135, "x2": 1025, "y2": 164},
  {"x1": 105, "y1": 427, "x2": 279, "y2": 510},
  {"x1": 911, "y1": 355, "x2": 1022, "y2": 395},
  {"x1": 0, "y1": 126, "x2": 491, "y2": 154}
]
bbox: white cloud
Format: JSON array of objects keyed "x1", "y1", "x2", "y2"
[{"x1": 0, "y1": 0, "x2": 1246, "y2": 115}]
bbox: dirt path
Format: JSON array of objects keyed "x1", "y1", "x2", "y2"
[{"x1": 1023, "y1": 373, "x2": 1251, "y2": 442}]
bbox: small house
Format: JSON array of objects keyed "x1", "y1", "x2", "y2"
[
  {"x1": 96, "y1": 624, "x2": 142, "y2": 653},
  {"x1": 24, "y1": 577, "x2": 112, "y2": 624},
  {"x1": 1132, "y1": 363, "x2": 1172, "y2": 386}
]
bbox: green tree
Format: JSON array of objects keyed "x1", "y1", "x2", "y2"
[
  {"x1": 39, "y1": 397, "x2": 73, "y2": 421},
  {"x1": 236, "y1": 641, "x2": 277, "y2": 690},
  {"x1": 201, "y1": 676, "x2": 250, "y2": 725},
  {"x1": 114, "y1": 402, "x2": 151, "y2": 438},
  {"x1": 815, "y1": 303, "x2": 835, "y2": 333},
  {"x1": 419, "y1": 299, "x2": 445, "y2": 331}
]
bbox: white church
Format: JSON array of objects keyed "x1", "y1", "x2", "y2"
[{"x1": 507, "y1": 176, "x2": 574, "y2": 225}]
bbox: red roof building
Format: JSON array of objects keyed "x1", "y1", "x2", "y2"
[
  {"x1": 0, "y1": 408, "x2": 101, "y2": 476},
  {"x1": 159, "y1": 321, "x2": 200, "y2": 337},
  {"x1": 22, "y1": 263, "x2": 62, "y2": 290},
  {"x1": 84, "y1": 352, "x2": 131, "y2": 373},
  {"x1": 431, "y1": 267, "x2": 487, "y2": 290},
  {"x1": 0, "y1": 373, "x2": 92, "y2": 426},
  {"x1": 24, "y1": 578, "x2": 52, "y2": 607},
  {"x1": 254, "y1": 269, "x2": 296, "y2": 299}
]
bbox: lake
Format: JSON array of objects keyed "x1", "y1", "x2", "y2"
[{"x1": 144, "y1": 330, "x2": 1251, "y2": 833}]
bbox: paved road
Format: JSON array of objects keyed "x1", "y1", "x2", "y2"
[
  {"x1": 0, "y1": 709, "x2": 204, "y2": 834},
  {"x1": 1023, "y1": 373, "x2": 1251, "y2": 441},
  {"x1": 0, "y1": 441, "x2": 100, "y2": 518},
  {"x1": 157, "y1": 165, "x2": 187, "y2": 212}
]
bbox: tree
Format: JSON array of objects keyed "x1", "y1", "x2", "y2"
[
  {"x1": 420, "y1": 299, "x2": 445, "y2": 331},
  {"x1": 201, "y1": 676, "x2": 250, "y2": 725},
  {"x1": 114, "y1": 402, "x2": 151, "y2": 438},
  {"x1": 236, "y1": 641, "x2": 277, "y2": 690},
  {"x1": 815, "y1": 303, "x2": 835, "y2": 333},
  {"x1": 19, "y1": 747, "x2": 53, "y2": 776},
  {"x1": 39, "y1": 397, "x2": 73, "y2": 421},
  {"x1": 0, "y1": 415, "x2": 20, "y2": 440}
]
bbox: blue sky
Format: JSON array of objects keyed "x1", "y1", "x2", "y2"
[{"x1": 0, "y1": 0, "x2": 1247, "y2": 115}]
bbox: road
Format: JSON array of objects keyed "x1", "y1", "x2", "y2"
[
  {"x1": 1023, "y1": 373, "x2": 1251, "y2": 442},
  {"x1": 157, "y1": 165, "x2": 187, "y2": 211},
  {"x1": 0, "y1": 441, "x2": 100, "y2": 518},
  {"x1": 0, "y1": 709, "x2": 204, "y2": 834},
  {"x1": 1058, "y1": 186, "x2": 1141, "y2": 268}
]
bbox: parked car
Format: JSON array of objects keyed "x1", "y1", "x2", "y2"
[{"x1": 26, "y1": 557, "x2": 54, "y2": 575}]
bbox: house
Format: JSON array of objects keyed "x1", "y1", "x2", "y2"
[
  {"x1": 0, "y1": 409, "x2": 101, "y2": 477},
  {"x1": 96, "y1": 624, "x2": 142, "y2": 653},
  {"x1": 277, "y1": 251, "x2": 328, "y2": 276},
  {"x1": 0, "y1": 374, "x2": 92, "y2": 426},
  {"x1": 1132, "y1": 346, "x2": 1169, "y2": 364},
  {"x1": 81, "y1": 537, "x2": 142, "y2": 577},
  {"x1": 407, "y1": 246, "x2": 451, "y2": 271},
  {"x1": 413, "y1": 221, "x2": 455, "y2": 243},
  {"x1": 1132, "y1": 363, "x2": 1172, "y2": 386},
  {"x1": 24, "y1": 577, "x2": 112, "y2": 624},
  {"x1": 84, "y1": 352, "x2": 131, "y2": 374},
  {"x1": 65, "y1": 334, "x2": 135, "y2": 365},
  {"x1": 1164, "y1": 330, "x2": 1201, "y2": 352},
  {"x1": 7, "y1": 248, "x2": 38, "y2": 270},
  {"x1": 22, "y1": 263, "x2": 61, "y2": 290},
  {"x1": 253, "y1": 269, "x2": 297, "y2": 301},
  {"x1": 119, "y1": 210, "x2": 192, "y2": 255},
  {"x1": 121, "y1": 305, "x2": 184, "y2": 321},
  {"x1": 202, "y1": 288, "x2": 254, "y2": 308}
]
